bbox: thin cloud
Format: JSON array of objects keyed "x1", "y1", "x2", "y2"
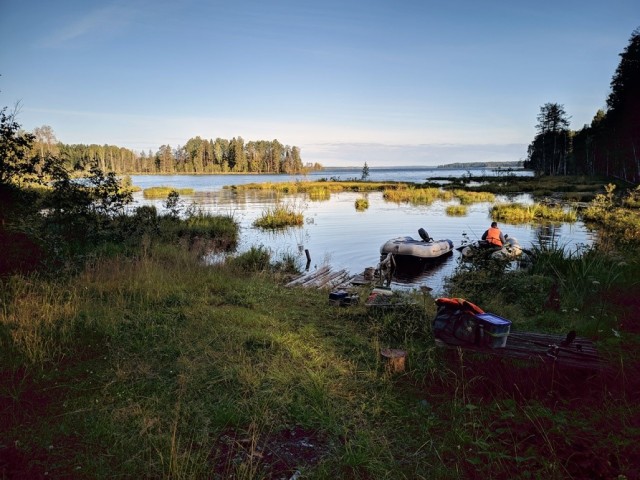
[{"x1": 42, "y1": 3, "x2": 137, "y2": 47}]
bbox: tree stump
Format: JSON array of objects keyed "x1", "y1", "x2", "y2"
[{"x1": 381, "y1": 348, "x2": 407, "y2": 373}]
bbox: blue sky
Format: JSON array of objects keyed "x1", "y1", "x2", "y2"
[{"x1": 1, "y1": 1, "x2": 638, "y2": 166}]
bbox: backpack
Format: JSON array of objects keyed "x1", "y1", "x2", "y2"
[{"x1": 432, "y1": 298, "x2": 511, "y2": 348}]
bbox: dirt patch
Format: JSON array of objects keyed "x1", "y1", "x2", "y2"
[{"x1": 210, "y1": 425, "x2": 330, "y2": 479}]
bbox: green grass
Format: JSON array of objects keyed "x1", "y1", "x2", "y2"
[
  {"x1": 451, "y1": 189, "x2": 495, "y2": 205},
  {"x1": 308, "y1": 186, "x2": 331, "y2": 201},
  {"x1": 491, "y1": 203, "x2": 578, "y2": 223},
  {"x1": 143, "y1": 186, "x2": 195, "y2": 199},
  {"x1": 253, "y1": 202, "x2": 304, "y2": 229},
  {"x1": 383, "y1": 186, "x2": 451, "y2": 204},
  {"x1": 582, "y1": 184, "x2": 640, "y2": 246},
  {"x1": 445, "y1": 204, "x2": 468, "y2": 216},
  {"x1": 2, "y1": 244, "x2": 638, "y2": 478},
  {"x1": 355, "y1": 197, "x2": 369, "y2": 211},
  {"x1": 227, "y1": 180, "x2": 405, "y2": 194},
  {"x1": 450, "y1": 174, "x2": 617, "y2": 199}
]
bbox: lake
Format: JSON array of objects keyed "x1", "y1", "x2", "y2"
[{"x1": 129, "y1": 168, "x2": 593, "y2": 295}]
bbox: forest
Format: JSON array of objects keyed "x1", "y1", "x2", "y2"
[
  {"x1": 525, "y1": 28, "x2": 640, "y2": 183},
  {"x1": 30, "y1": 131, "x2": 318, "y2": 175}
]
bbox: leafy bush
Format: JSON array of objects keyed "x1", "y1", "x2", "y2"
[{"x1": 228, "y1": 245, "x2": 272, "y2": 272}]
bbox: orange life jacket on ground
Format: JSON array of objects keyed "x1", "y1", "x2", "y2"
[{"x1": 486, "y1": 227, "x2": 503, "y2": 247}]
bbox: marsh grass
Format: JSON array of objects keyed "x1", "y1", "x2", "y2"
[
  {"x1": 308, "y1": 187, "x2": 331, "y2": 201},
  {"x1": 383, "y1": 186, "x2": 445, "y2": 204},
  {"x1": 143, "y1": 186, "x2": 195, "y2": 199},
  {"x1": 583, "y1": 184, "x2": 640, "y2": 246},
  {"x1": 253, "y1": 202, "x2": 304, "y2": 229},
  {"x1": 445, "y1": 204, "x2": 468, "y2": 216},
  {"x1": 355, "y1": 197, "x2": 369, "y2": 211},
  {"x1": 228, "y1": 180, "x2": 405, "y2": 194},
  {"x1": 491, "y1": 202, "x2": 578, "y2": 223},
  {"x1": 451, "y1": 189, "x2": 496, "y2": 204},
  {"x1": 460, "y1": 174, "x2": 615, "y2": 198}
]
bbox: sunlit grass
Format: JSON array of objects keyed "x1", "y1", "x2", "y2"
[
  {"x1": 383, "y1": 186, "x2": 445, "y2": 204},
  {"x1": 445, "y1": 204, "x2": 468, "y2": 216},
  {"x1": 3, "y1": 239, "x2": 639, "y2": 478},
  {"x1": 308, "y1": 187, "x2": 331, "y2": 201},
  {"x1": 227, "y1": 180, "x2": 405, "y2": 193},
  {"x1": 451, "y1": 189, "x2": 495, "y2": 204},
  {"x1": 253, "y1": 202, "x2": 304, "y2": 228},
  {"x1": 143, "y1": 186, "x2": 195, "y2": 198},
  {"x1": 355, "y1": 197, "x2": 369, "y2": 211},
  {"x1": 491, "y1": 203, "x2": 578, "y2": 223}
]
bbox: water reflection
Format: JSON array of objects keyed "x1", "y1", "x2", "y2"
[
  {"x1": 388, "y1": 253, "x2": 454, "y2": 285},
  {"x1": 130, "y1": 173, "x2": 593, "y2": 296}
]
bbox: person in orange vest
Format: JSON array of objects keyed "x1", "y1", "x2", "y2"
[{"x1": 482, "y1": 221, "x2": 505, "y2": 247}]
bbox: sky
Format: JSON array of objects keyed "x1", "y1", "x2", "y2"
[{"x1": 1, "y1": 1, "x2": 639, "y2": 167}]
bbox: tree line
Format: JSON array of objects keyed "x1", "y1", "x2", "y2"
[
  {"x1": 30, "y1": 130, "x2": 320, "y2": 175},
  {"x1": 525, "y1": 27, "x2": 639, "y2": 183}
]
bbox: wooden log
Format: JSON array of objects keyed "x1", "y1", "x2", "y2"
[
  {"x1": 435, "y1": 331, "x2": 605, "y2": 371},
  {"x1": 285, "y1": 266, "x2": 330, "y2": 287}
]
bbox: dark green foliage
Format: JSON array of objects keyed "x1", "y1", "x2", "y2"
[
  {"x1": 56, "y1": 137, "x2": 308, "y2": 174},
  {"x1": 0, "y1": 108, "x2": 240, "y2": 275},
  {"x1": 164, "y1": 190, "x2": 182, "y2": 217},
  {"x1": 525, "y1": 103, "x2": 571, "y2": 176},
  {"x1": 0, "y1": 107, "x2": 38, "y2": 187},
  {"x1": 361, "y1": 162, "x2": 370, "y2": 180},
  {"x1": 527, "y1": 27, "x2": 640, "y2": 182},
  {"x1": 228, "y1": 245, "x2": 272, "y2": 272}
]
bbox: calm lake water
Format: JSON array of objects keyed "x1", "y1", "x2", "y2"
[{"x1": 129, "y1": 167, "x2": 593, "y2": 295}]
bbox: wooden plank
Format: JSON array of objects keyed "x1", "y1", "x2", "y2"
[
  {"x1": 435, "y1": 330, "x2": 605, "y2": 371},
  {"x1": 285, "y1": 266, "x2": 330, "y2": 287},
  {"x1": 286, "y1": 267, "x2": 358, "y2": 289},
  {"x1": 301, "y1": 269, "x2": 345, "y2": 288}
]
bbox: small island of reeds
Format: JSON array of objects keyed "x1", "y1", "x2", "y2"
[
  {"x1": 143, "y1": 186, "x2": 195, "y2": 199},
  {"x1": 253, "y1": 202, "x2": 304, "y2": 228}
]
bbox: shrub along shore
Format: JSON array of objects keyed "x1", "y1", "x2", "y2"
[{"x1": 2, "y1": 174, "x2": 640, "y2": 478}]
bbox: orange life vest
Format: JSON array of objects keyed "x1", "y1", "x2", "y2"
[
  {"x1": 486, "y1": 227, "x2": 503, "y2": 247},
  {"x1": 435, "y1": 297, "x2": 484, "y2": 314}
]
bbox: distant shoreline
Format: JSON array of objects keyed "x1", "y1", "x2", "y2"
[{"x1": 320, "y1": 162, "x2": 526, "y2": 171}]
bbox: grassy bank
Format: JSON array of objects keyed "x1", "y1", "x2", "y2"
[
  {"x1": 443, "y1": 174, "x2": 621, "y2": 201},
  {"x1": 2, "y1": 239, "x2": 639, "y2": 478}
]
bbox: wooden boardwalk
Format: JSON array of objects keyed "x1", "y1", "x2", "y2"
[
  {"x1": 436, "y1": 330, "x2": 605, "y2": 371},
  {"x1": 285, "y1": 266, "x2": 353, "y2": 289}
]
